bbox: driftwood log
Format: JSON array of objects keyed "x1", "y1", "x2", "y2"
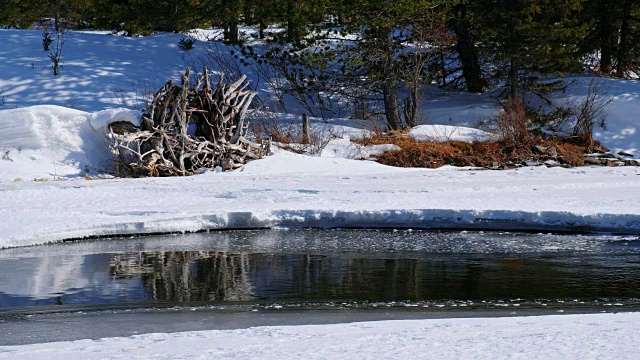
[{"x1": 109, "y1": 68, "x2": 268, "y2": 176}]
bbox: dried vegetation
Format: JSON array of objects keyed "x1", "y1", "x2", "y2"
[{"x1": 109, "y1": 68, "x2": 269, "y2": 176}]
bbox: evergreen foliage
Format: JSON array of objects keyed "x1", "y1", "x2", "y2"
[{"x1": 0, "y1": 0, "x2": 635, "y2": 128}]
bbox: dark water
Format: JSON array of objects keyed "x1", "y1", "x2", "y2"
[{"x1": 1, "y1": 230, "x2": 639, "y2": 311}]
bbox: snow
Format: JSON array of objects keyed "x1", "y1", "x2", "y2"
[
  {"x1": 0, "y1": 105, "x2": 137, "y2": 180},
  {"x1": 0, "y1": 30, "x2": 640, "y2": 247},
  {"x1": 88, "y1": 108, "x2": 141, "y2": 131},
  {"x1": 321, "y1": 138, "x2": 401, "y2": 159},
  {"x1": 555, "y1": 77, "x2": 640, "y2": 156},
  {"x1": 407, "y1": 124, "x2": 495, "y2": 143},
  {"x1": 0, "y1": 29, "x2": 189, "y2": 111},
  {"x1": 1, "y1": 155, "x2": 639, "y2": 248},
  {"x1": 1, "y1": 313, "x2": 638, "y2": 359}
]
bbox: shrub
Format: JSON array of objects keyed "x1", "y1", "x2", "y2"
[
  {"x1": 372, "y1": 136, "x2": 506, "y2": 168},
  {"x1": 364, "y1": 132, "x2": 592, "y2": 169},
  {"x1": 494, "y1": 98, "x2": 533, "y2": 150},
  {"x1": 555, "y1": 143, "x2": 586, "y2": 166},
  {"x1": 572, "y1": 78, "x2": 612, "y2": 150}
]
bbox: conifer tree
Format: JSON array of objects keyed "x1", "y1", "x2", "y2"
[{"x1": 472, "y1": 0, "x2": 586, "y2": 98}]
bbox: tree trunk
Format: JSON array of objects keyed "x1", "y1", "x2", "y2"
[
  {"x1": 509, "y1": 57, "x2": 518, "y2": 99},
  {"x1": 227, "y1": 21, "x2": 239, "y2": 44},
  {"x1": 380, "y1": 26, "x2": 402, "y2": 130},
  {"x1": 286, "y1": 0, "x2": 298, "y2": 44},
  {"x1": 616, "y1": 0, "x2": 632, "y2": 78},
  {"x1": 452, "y1": 4, "x2": 483, "y2": 93},
  {"x1": 244, "y1": 4, "x2": 252, "y2": 25},
  {"x1": 599, "y1": 1, "x2": 613, "y2": 75},
  {"x1": 403, "y1": 85, "x2": 419, "y2": 128},
  {"x1": 383, "y1": 78, "x2": 402, "y2": 130},
  {"x1": 259, "y1": 20, "x2": 265, "y2": 39},
  {"x1": 509, "y1": 1, "x2": 519, "y2": 99},
  {"x1": 302, "y1": 113, "x2": 310, "y2": 144},
  {"x1": 52, "y1": 0, "x2": 60, "y2": 32},
  {"x1": 439, "y1": 52, "x2": 447, "y2": 87}
]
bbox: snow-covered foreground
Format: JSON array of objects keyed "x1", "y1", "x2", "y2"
[
  {"x1": 1, "y1": 313, "x2": 638, "y2": 359},
  {"x1": 2, "y1": 149, "x2": 640, "y2": 248}
]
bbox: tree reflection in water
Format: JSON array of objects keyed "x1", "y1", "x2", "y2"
[
  {"x1": 108, "y1": 250, "x2": 640, "y2": 304},
  {"x1": 110, "y1": 252, "x2": 255, "y2": 302}
]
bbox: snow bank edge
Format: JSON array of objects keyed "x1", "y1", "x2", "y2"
[{"x1": 6, "y1": 209, "x2": 640, "y2": 249}]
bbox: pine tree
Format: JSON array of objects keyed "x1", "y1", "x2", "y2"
[{"x1": 472, "y1": 0, "x2": 587, "y2": 98}]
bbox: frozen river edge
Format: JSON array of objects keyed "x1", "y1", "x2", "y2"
[
  {"x1": 11, "y1": 208, "x2": 640, "y2": 248},
  {"x1": 1, "y1": 312, "x2": 638, "y2": 360}
]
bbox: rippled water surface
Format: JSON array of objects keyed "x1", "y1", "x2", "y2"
[{"x1": 1, "y1": 230, "x2": 639, "y2": 310}]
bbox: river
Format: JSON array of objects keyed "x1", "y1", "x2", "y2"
[{"x1": 1, "y1": 229, "x2": 639, "y2": 344}]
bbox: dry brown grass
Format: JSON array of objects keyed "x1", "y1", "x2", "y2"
[
  {"x1": 358, "y1": 132, "x2": 592, "y2": 169},
  {"x1": 374, "y1": 139, "x2": 506, "y2": 168},
  {"x1": 555, "y1": 143, "x2": 586, "y2": 166}
]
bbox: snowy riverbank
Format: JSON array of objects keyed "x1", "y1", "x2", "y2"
[
  {"x1": 2, "y1": 149, "x2": 640, "y2": 248},
  {"x1": 1, "y1": 312, "x2": 638, "y2": 359},
  {"x1": 1, "y1": 106, "x2": 639, "y2": 248}
]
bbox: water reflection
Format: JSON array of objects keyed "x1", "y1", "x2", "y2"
[
  {"x1": 0, "y1": 230, "x2": 639, "y2": 308},
  {"x1": 110, "y1": 252, "x2": 256, "y2": 301},
  {"x1": 109, "y1": 251, "x2": 640, "y2": 304},
  {"x1": 0, "y1": 256, "x2": 91, "y2": 299}
]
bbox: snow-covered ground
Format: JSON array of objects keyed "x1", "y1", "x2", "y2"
[
  {"x1": 1, "y1": 313, "x2": 638, "y2": 359},
  {"x1": 2, "y1": 27, "x2": 640, "y2": 358},
  {"x1": 2, "y1": 150, "x2": 640, "y2": 248},
  {"x1": 1, "y1": 30, "x2": 640, "y2": 247}
]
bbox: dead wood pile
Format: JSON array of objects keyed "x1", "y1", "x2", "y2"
[{"x1": 109, "y1": 67, "x2": 268, "y2": 176}]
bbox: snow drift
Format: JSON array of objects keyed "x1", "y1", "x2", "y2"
[{"x1": 0, "y1": 105, "x2": 140, "y2": 180}]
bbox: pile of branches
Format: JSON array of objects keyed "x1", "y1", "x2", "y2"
[{"x1": 109, "y1": 68, "x2": 268, "y2": 176}]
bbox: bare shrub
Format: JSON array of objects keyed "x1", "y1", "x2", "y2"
[
  {"x1": 571, "y1": 78, "x2": 612, "y2": 149},
  {"x1": 249, "y1": 42, "x2": 350, "y2": 120},
  {"x1": 182, "y1": 42, "x2": 245, "y2": 84},
  {"x1": 249, "y1": 110, "x2": 296, "y2": 144},
  {"x1": 1, "y1": 147, "x2": 13, "y2": 162},
  {"x1": 494, "y1": 98, "x2": 533, "y2": 150},
  {"x1": 361, "y1": 131, "x2": 597, "y2": 169},
  {"x1": 43, "y1": 29, "x2": 65, "y2": 76},
  {"x1": 288, "y1": 124, "x2": 337, "y2": 156},
  {"x1": 251, "y1": 112, "x2": 336, "y2": 156},
  {"x1": 374, "y1": 139, "x2": 506, "y2": 168},
  {"x1": 399, "y1": 12, "x2": 454, "y2": 128}
]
